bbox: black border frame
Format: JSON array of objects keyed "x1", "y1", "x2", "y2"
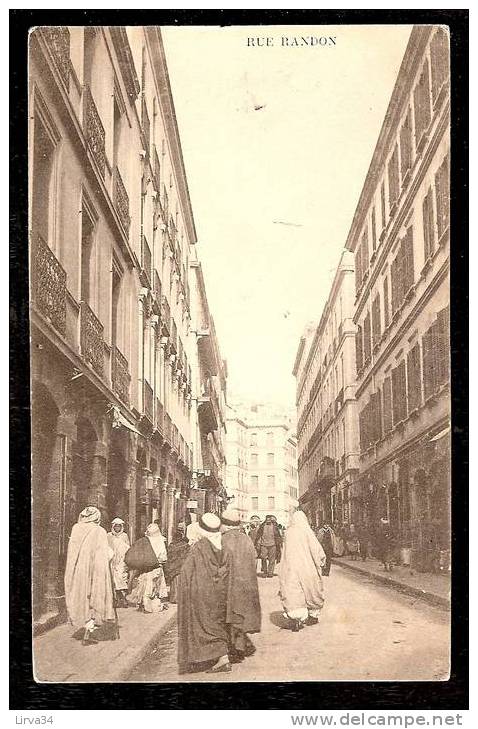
[{"x1": 10, "y1": 8, "x2": 468, "y2": 711}]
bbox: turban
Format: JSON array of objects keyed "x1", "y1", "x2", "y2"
[{"x1": 78, "y1": 506, "x2": 101, "y2": 524}]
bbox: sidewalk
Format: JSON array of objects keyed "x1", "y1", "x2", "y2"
[
  {"x1": 33, "y1": 605, "x2": 177, "y2": 683},
  {"x1": 332, "y1": 557, "x2": 450, "y2": 609}
]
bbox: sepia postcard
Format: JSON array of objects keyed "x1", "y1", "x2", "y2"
[{"x1": 26, "y1": 21, "x2": 453, "y2": 688}]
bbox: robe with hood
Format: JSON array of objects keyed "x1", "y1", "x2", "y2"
[
  {"x1": 279, "y1": 510, "x2": 326, "y2": 615},
  {"x1": 177, "y1": 537, "x2": 230, "y2": 667},
  {"x1": 64, "y1": 513, "x2": 115, "y2": 629}
]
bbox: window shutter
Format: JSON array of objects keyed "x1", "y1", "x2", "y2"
[
  {"x1": 383, "y1": 376, "x2": 392, "y2": 433},
  {"x1": 436, "y1": 306, "x2": 450, "y2": 386},
  {"x1": 430, "y1": 28, "x2": 449, "y2": 102},
  {"x1": 372, "y1": 294, "x2": 381, "y2": 348},
  {"x1": 399, "y1": 110, "x2": 413, "y2": 180},
  {"x1": 407, "y1": 343, "x2": 422, "y2": 412},
  {"x1": 371, "y1": 207, "x2": 377, "y2": 252},
  {"x1": 422, "y1": 188, "x2": 435, "y2": 260},
  {"x1": 422, "y1": 328, "x2": 434, "y2": 400},
  {"x1": 364, "y1": 312, "x2": 371, "y2": 363},
  {"x1": 414, "y1": 59, "x2": 432, "y2": 148},
  {"x1": 403, "y1": 227, "x2": 414, "y2": 294},
  {"x1": 383, "y1": 276, "x2": 390, "y2": 328},
  {"x1": 435, "y1": 153, "x2": 450, "y2": 240},
  {"x1": 380, "y1": 182, "x2": 386, "y2": 229},
  {"x1": 355, "y1": 325, "x2": 363, "y2": 373},
  {"x1": 362, "y1": 231, "x2": 369, "y2": 273}
]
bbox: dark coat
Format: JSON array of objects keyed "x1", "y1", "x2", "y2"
[
  {"x1": 317, "y1": 528, "x2": 333, "y2": 576},
  {"x1": 255, "y1": 522, "x2": 282, "y2": 561},
  {"x1": 177, "y1": 538, "x2": 230, "y2": 667},
  {"x1": 222, "y1": 529, "x2": 261, "y2": 635},
  {"x1": 163, "y1": 538, "x2": 190, "y2": 584}
]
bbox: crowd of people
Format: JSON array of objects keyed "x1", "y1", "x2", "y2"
[
  {"x1": 63, "y1": 505, "x2": 331, "y2": 671},
  {"x1": 63, "y1": 504, "x2": 395, "y2": 671}
]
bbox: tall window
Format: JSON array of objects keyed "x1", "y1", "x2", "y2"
[
  {"x1": 383, "y1": 276, "x2": 390, "y2": 329},
  {"x1": 423, "y1": 187, "x2": 436, "y2": 260},
  {"x1": 266, "y1": 432, "x2": 274, "y2": 447},
  {"x1": 267, "y1": 475, "x2": 275, "y2": 489},
  {"x1": 392, "y1": 360, "x2": 407, "y2": 425},
  {"x1": 355, "y1": 245, "x2": 362, "y2": 294},
  {"x1": 383, "y1": 376, "x2": 393, "y2": 433},
  {"x1": 363, "y1": 312, "x2": 372, "y2": 363},
  {"x1": 435, "y1": 153, "x2": 450, "y2": 241},
  {"x1": 400, "y1": 109, "x2": 413, "y2": 181},
  {"x1": 111, "y1": 263, "x2": 122, "y2": 349},
  {"x1": 361, "y1": 230, "x2": 369, "y2": 275},
  {"x1": 414, "y1": 60, "x2": 432, "y2": 148},
  {"x1": 407, "y1": 342, "x2": 422, "y2": 412},
  {"x1": 430, "y1": 28, "x2": 449, "y2": 103},
  {"x1": 371, "y1": 207, "x2": 377, "y2": 252},
  {"x1": 268, "y1": 496, "x2": 275, "y2": 510},
  {"x1": 250, "y1": 432, "x2": 258, "y2": 446},
  {"x1": 251, "y1": 497, "x2": 259, "y2": 511},
  {"x1": 388, "y1": 144, "x2": 400, "y2": 209},
  {"x1": 355, "y1": 325, "x2": 363, "y2": 373},
  {"x1": 267, "y1": 453, "x2": 274, "y2": 466},
  {"x1": 32, "y1": 115, "x2": 56, "y2": 244},
  {"x1": 372, "y1": 294, "x2": 381, "y2": 349},
  {"x1": 250, "y1": 475, "x2": 259, "y2": 490},
  {"x1": 380, "y1": 181, "x2": 387, "y2": 229},
  {"x1": 80, "y1": 209, "x2": 94, "y2": 303},
  {"x1": 251, "y1": 453, "x2": 258, "y2": 466},
  {"x1": 423, "y1": 306, "x2": 450, "y2": 399}
]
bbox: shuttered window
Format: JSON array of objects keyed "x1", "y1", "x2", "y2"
[
  {"x1": 363, "y1": 312, "x2": 372, "y2": 363},
  {"x1": 388, "y1": 145, "x2": 400, "y2": 208},
  {"x1": 413, "y1": 60, "x2": 432, "y2": 148},
  {"x1": 372, "y1": 293, "x2": 381, "y2": 348},
  {"x1": 435, "y1": 153, "x2": 450, "y2": 241},
  {"x1": 383, "y1": 276, "x2": 390, "y2": 328},
  {"x1": 355, "y1": 245, "x2": 362, "y2": 294},
  {"x1": 383, "y1": 377, "x2": 393, "y2": 433},
  {"x1": 361, "y1": 230, "x2": 369, "y2": 275},
  {"x1": 355, "y1": 324, "x2": 363, "y2": 373},
  {"x1": 400, "y1": 109, "x2": 413, "y2": 180},
  {"x1": 380, "y1": 181, "x2": 386, "y2": 229},
  {"x1": 422, "y1": 326, "x2": 436, "y2": 401},
  {"x1": 392, "y1": 360, "x2": 407, "y2": 425},
  {"x1": 422, "y1": 187, "x2": 436, "y2": 260},
  {"x1": 430, "y1": 28, "x2": 449, "y2": 103},
  {"x1": 390, "y1": 227, "x2": 414, "y2": 315},
  {"x1": 407, "y1": 342, "x2": 422, "y2": 412},
  {"x1": 371, "y1": 207, "x2": 377, "y2": 252},
  {"x1": 372, "y1": 390, "x2": 382, "y2": 443},
  {"x1": 436, "y1": 305, "x2": 450, "y2": 386}
]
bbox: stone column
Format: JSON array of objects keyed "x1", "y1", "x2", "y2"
[
  {"x1": 167, "y1": 482, "x2": 176, "y2": 543},
  {"x1": 126, "y1": 461, "x2": 138, "y2": 544},
  {"x1": 138, "y1": 290, "x2": 148, "y2": 413}
]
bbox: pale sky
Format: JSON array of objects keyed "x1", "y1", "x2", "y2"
[{"x1": 162, "y1": 25, "x2": 412, "y2": 408}]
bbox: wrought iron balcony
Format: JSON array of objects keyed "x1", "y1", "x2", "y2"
[
  {"x1": 154, "y1": 269, "x2": 161, "y2": 299},
  {"x1": 113, "y1": 166, "x2": 130, "y2": 235},
  {"x1": 80, "y1": 301, "x2": 104, "y2": 376},
  {"x1": 109, "y1": 27, "x2": 140, "y2": 101},
  {"x1": 162, "y1": 185, "x2": 169, "y2": 223},
  {"x1": 112, "y1": 345, "x2": 130, "y2": 405},
  {"x1": 143, "y1": 379, "x2": 154, "y2": 422},
  {"x1": 153, "y1": 145, "x2": 161, "y2": 192},
  {"x1": 31, "y1": 233, "x2": 67, "y2": 336},
  {"x1": 164, "y1": 413, "x2": 172, "y2": 444},
  {"x1": 169, "y1": 318, "x2": 178, "y2": 354},
  {"x1": 141, "y1": 96, "x2": 150, "y2": 157},
  {"x1": 42, "y1": 26, "x2": 70, "y2": 90},
  {"x1": 141, "y1": 235, "x2": 152, "y2": 287},
  {"x1": 84, "y1": 85, "x2": 106, "y2": 178},
  {"x1": 198, "y1": 378, "x2": 220, "y2": 434}
]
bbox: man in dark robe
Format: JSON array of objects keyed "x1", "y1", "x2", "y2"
[
  {"x1": 221, "y1": 508, "x2": 261, "y2": 663},
  {"x1": 177, "y1": 513, "x2": 231, "y2": 673},
  {"x1": 255, "y1": 514, "x2": 283, "y2": 577}
]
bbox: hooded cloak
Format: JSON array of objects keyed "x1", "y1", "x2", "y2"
[
  {"x1": 279, "y1": 510, "x2": 326, "y2": 616},
  {"x1": 64, "y1": 512, "x2": 115, "y2": 629}
]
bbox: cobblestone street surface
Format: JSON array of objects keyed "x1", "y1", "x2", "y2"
[{"x1": 128, "y1": 567, "x2": 450, "y2": 683}]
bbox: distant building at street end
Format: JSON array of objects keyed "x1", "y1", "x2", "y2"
[
  {"x1": 293, "y1": 251, "x2": 359, "y2": 529},
  {"x1": 225, "y1": 400, "x2": 298, "y2": 525},
  {"x1": 347, "y1": 25, "x2": 450, "y2": 572}
]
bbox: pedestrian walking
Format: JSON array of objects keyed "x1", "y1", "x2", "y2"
[
  {"x1": 163, "y1": 524, "x2": 190, "y2": 604},
  {"x1": 107, "y1": 517, "x2": 130, "y2": 607},
  {"x1": 357, "y1": 523, "x2": 370, "y2": 561},
  {"x1": 186, "y1": 511, "x2": 203, "y2": 546},
  {"x1": 64, "y1": 506, "x2": 116, "y2": 645},
  {"x1": 345, "y1": 524, "x2": 360, "y2": 560},
  {"x1": 376, "y1": 517, "x2": 394, "y2": 572},
  {"x1": 279, "y1": 510, "x2": 326, "y2": 632},
  {"x1": 255, "y1": 514, "x2": 282, "y2": 577},
  {"x1": 220, "y1": 507, "x2": 261, "y2": 663},
  {"x1": 177, "y1": 513, "x2": 231, "y2": 674},
  {"x1": 125, "y1": 523, "x2": 169, "y2": 612},
  {"x1": 316, "y1": 523, "x2": 334, "y2": 576}
]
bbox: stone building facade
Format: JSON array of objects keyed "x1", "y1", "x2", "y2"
[
  {"x1": 349, "y1": 26, "x2": 450, "y2": 572},
  {"x1": 29, "y1": 26, "x2": 226, "y2": 631},
  {"x1": 293, "y1": 251, "x2": 359, "y2": 529}
]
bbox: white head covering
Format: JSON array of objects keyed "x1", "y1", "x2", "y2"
[
  {"x1": 145, "y1": 523, "x2": 167, "y2": 561},
  {"x1": 198, "y1": 513, "x2": 222, "y2": 550},
  {"x1": 110, "y1": 517, "x2": 125, "y2": 535},
  {"x1": 78, "y1": 506, "x2": 101, "y2": 524}
]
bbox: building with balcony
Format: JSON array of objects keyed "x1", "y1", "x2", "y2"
[
  {"x1": 29, "y1": 26, "x2": 222, "y2": 631},
  {"x1": 225, "y1": 400, "x2": 298, "y2": 526},
  {"x1": 347, "y1": 26, "x2": 450, "y2": 571},
  {"x1": 189, "y1": 260, "x2": 228, "y2": 515},
  {"x1": 293, "y1": 251, "x2": 359, "y2": 529}
]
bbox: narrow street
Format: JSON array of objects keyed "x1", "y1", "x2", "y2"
[{"x1": 128, "y1": 567, "x2": 450, "y2": 682}]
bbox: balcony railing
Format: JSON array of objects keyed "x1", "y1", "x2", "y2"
[
  {"x1": 153, "y1": 145, "x2": 161, "y2": 191},
  {"x1": 143, "y1": 379, "x2": 154, "y2": 422},
  {"x1": 31, "y1": 233, "x2": 67, "y2": 336},
  {"x1": 112, "y1": 345, "x2": 130, "y2": 405},
  {"x1": 141, "y1": 96, "x2": 150, "y2": 157},
  {"x1": 141, "y1": 235, "x2": 152, "y2": 287},
  {"x1": 84, "y1": 86, "x2": 106, "y2": 178},
  {"x1": 162, "y1": 185, "x2": 169, "y2": 223},
  {"x1": 80, "y1": 301, "x2": 104, "y2": 375},
  {"x1": 42, "y1": 27, "x2": 70, "y2": 90},
  {"x1": 154, "y1": 269, "x2": 161, "y2": 299},
  {"x1": 164, "y1": 413, "x2": 172, "y2": 444},
  {"x1": 170, "y1": 318, "x2": 178, "y2": 354},
  {"x1": 113, "y1": 166, "x2": 130, "y2": 234}
]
